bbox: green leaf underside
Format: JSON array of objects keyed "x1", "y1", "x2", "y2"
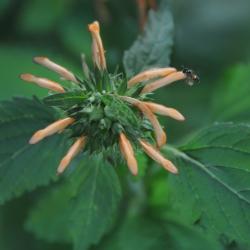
[
  {"x1": 43, "y1": 92, "x2": 88, "y2": 109},
  {"x1": 0, "y1": 97, "x2": 67, "y2": 204},
  {"x1": 26, "y1": 155, "x2": 121, "y2": 250},
  {"x1": 212, "y1": 64, "x2": 250, "y2": 122},
  {"x1": 100, "y1": 216, "x2": 221, "y2": 250},
  {"x1": 123, "y1": 0, "x2": 174, "y2": 77},
  {"x1": 166, "y1": 123, "x2": 250, "y2": 244}
]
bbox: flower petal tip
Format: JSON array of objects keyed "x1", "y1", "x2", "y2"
[
  {"x1": 163, "y1": 160, "x2": 178, "y2": 174},
  {"x1": 167, "y1": 109, "x2": 185, "y2": 121},
  {"x1": 119, "y1": 133, "x2": 138, "y2": 176},
  {"x1": 29, "y1": 130, "x2": 43, "y2": 144},
  {"x1": 57, "y1": 157, "x2": 70, "y2": 175},
  {"x1": 88, "y1": 21, "x2": 100, "y2": 32},
  {"x1": 170, "y1": 166, "x2": 178, "y2": 174},
  {"x1": 131, "y1": 168, "x2": 138, "y2": 176},
  {"x1": 169, "y1": 109, "x2": 185, "y2": 121},
  {"x1": 33, "y1": 56, "x2": 47, "y2": 64},
  {"x1": 20, "y1": 73, "x2": 34, "y2": 82},
  {"x1": 176, "y1": 113, "x2": 185, "y2": 121}
]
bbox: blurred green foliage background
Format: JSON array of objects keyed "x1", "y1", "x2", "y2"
[{"x1": 1, "y1": 0, "x2": 250, "y2": 249}]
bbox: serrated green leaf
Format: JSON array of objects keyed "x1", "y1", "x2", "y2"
[
  {"x1": 165, "y1": 123, "x2": 250, "y2": 245},
  {"x1": 212, "y1": 64, "x2": 250, "y2": 122},
  {"x1": 43, "y1": 92, "x2": 88, "y2": 109},
  {"x1": 99, "y1": 216, "x2": 221, "y2": 250},
  {"x1": 0, "y1": 97, "x2": 67, "y2": 204},
  {"x1": 26, "y1": 155, "x2": 121, "y2": 250},
  {"x1": 123, "y1": 0, "x2": 174, "y2": 77}
]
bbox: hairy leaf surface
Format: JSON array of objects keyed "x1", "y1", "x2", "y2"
[
  {"x1": 0, "y1": 97, "x2": 67, "y2": 204},
  {"x1": 166, "y1": 123, "x2": 250, "y2": 245},
  {"x1": 26, "y1": 155, "x2": 121, "y2": 250}
]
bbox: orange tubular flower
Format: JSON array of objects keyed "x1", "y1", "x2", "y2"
[
  {"x1": 139, "y1": 139, "x2": 178, "y2": 174},
  {"x1": 128, "y1": 67, "x2": 177, "y2": 88},
  {"x1": 91, "y1": 39, "x2": 101, "y2": 69},
  {"x1": 88, "y1": 21, "x2": 107, "y2": 70},
  {"x1": 119, "y1": 133, "x2": 138, "y2": 176},
  {"x1": 144, "y1": 102, "x2": 185, "y2": 121},
  {"x1": 33, "y1": 57, "x2": 79, "y2": 83},
  {"x1": 136, "y1": 102, "x2": 167, "y2": 148},
  {"x1": 57, "y1": 136, "x2": 87, "y2": 175},
  {"x1": 20, "y1": 74, "x2": 65, "y2": 93},
  {"x1": 29, "y1": 117, "x2": 75, "y2": 144},
  {"x1": 120, "y1": 96, "x2": 166, "y2": 148},
  {"x1": 141, "y1": 71, "x2": 187, "y2": 94}
]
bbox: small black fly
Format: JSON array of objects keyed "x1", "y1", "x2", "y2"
[{"x1": 182, "y1": 68, "x2": 200, "y2": 86}]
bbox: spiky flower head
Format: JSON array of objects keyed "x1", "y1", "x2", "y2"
[{"x1": 20, "y1": 21, "x2": 198, "y2": 176}]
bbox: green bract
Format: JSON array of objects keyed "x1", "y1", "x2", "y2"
[{"x1": 43, "y1": 69, "x2": 153, "y2": 157}]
